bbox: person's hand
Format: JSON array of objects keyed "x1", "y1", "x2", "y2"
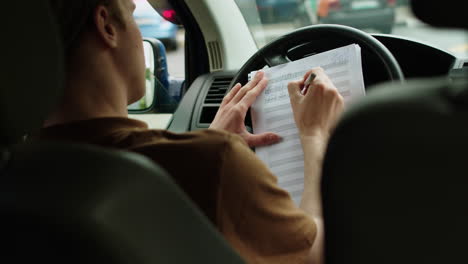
[
  {"x1": 287, "y1": 67, "x2": 344, "y2": 140},
  {"x1": 210, "y1": 71, "x2": 282, "y2": 147}
]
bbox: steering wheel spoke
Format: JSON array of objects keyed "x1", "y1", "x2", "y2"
[{"x1": 264, "y1": 53, "x2": 291, "y2": 67}]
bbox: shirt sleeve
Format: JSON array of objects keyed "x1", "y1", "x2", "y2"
[{"x1": 216, "y1": 135, "x2": 317, "y2": 264}]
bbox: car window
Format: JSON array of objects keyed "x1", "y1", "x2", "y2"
[
  {"x1": 234, "y1": 0, "x2": 468, "y2": 58},
  {"x1": 130, "y1": 0, "x2": 185, "y2": 113},
  {"x1": 134, "y1": 0, "x2": 185, "y2": 79}
]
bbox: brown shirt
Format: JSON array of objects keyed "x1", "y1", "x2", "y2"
[{"x1": 38, "y1": 117, "x2": 316, "y2": 263}]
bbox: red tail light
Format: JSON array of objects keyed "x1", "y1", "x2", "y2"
[
  {"x1": 162, "y1": 9, "x2": 176, "y2": 21},
  {"x1": 387, "y1": 0, "x2": 396, "y2": 6}
]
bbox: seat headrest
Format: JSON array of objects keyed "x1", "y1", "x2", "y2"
[
  {"x1": 446, "y1": 77, "x2": 468, "y2": 105},
  {"x1": 0, "y1": 2, "x2": 64, "y2": 145},
  {"x1": 411, "y1": 0, "x2": 468, "y2": 29}
]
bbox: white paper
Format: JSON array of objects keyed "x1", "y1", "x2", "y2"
[{"x1": 251, "y1": 44, "x2": 365, "y2": 205}]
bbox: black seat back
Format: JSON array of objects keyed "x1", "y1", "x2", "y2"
[
  {"x1": 0, "y1": 1, "x2": 63, "y2": 145},
  {"x1": 1, "y1": 142, "x2": 244, "y2": 263},
  {"x1": 322, "y1": 78, "x2": 468, "y2": 264}
]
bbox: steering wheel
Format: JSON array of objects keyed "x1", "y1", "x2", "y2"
[{"x1": 230, "y1": 24, "x2": 404, "y2": 89}]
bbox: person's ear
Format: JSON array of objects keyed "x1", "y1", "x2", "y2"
[{"x1": 93, "y1": 5, "x2": 118, "y2": 48}]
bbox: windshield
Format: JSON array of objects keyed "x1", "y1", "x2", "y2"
[{"x1": 234, "y1": 0, "x2": 468, "y2": 58}]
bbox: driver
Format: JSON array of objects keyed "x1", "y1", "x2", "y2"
[{"x1": 40, "y1": 0, "x2": 344, "y2": 263}]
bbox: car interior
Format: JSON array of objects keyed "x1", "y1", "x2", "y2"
[{"x1": 1, "y1": 0, "x2": 467, "y2": 263}]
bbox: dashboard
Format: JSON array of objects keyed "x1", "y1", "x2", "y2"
[{"x1": 168, "y1": 34, "x2": 467, "y2": 133}]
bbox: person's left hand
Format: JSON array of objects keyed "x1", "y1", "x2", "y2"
[{"x1": 209, "y1": 71, "x2": 282, "y2": 147}]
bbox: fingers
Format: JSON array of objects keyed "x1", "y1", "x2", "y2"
[
  {"x1": 287, "y1": 80, "x2": 303, "y2": 103},
  {"x1": 288, "y1": 68, "x2": 324, "y2": 100},
  {"x1": 232, "y1": 71, "x2": 265, "y2": 104},
  {"x1": 305, "y1": 67, "x2": 339, "y2": 98},
  {"x1": 245, "y1": 132, "x2": 282, "y2": 147},
  {"x1": 221, "y1": 83, "x2": 242, "y2": 107},
  {"x1": 241, "y1": 78, "x2": 268, "y2": 108}
]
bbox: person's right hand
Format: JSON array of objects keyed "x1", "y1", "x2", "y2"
[{"x1": 287, "y1": 67, "x2": 344, "y2": 140}]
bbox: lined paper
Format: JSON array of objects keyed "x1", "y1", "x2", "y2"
[{"x1": 251, "y1": 44, "x2": 365, "y2": 205}]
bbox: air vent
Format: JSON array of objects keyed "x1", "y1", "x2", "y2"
[
  {"x1": 204, "y1": 76, "x2": 233, "y2": 104},
  {"x1": 207, "y1": 41, "x2": 223, "y2": 71}
]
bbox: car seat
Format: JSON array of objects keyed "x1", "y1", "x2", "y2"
[
  {"x1": 322, "y1": 77, "x2": 468, "y2": 264},
  {"x1": 0, "y1": 1, "x2": 244, "y2": 263},
  {"x1": 321, "y1": 0, "x2": 468, "y2": 263}
]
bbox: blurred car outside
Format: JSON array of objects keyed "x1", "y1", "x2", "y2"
[
  {"x1": 310, "y1": 0, "x2": 397, "y2": 33},
  {"x1": 396, "y1": 0, "x2": 409, "y2": 6},
  {"x1": 256, "y1": 0, "x2": 302, "y2": 24},
  {"x1": 250, "y1": 0, "x2": 396, "y2": 34},
  {"x1": 133, "y1": 0, "x2": 179, "y2": 50}
]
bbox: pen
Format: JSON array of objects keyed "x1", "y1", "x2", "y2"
[{"x1": 301, "y1": 73, "x2": 316, "y2": 95}]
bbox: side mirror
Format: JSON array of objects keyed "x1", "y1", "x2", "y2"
[
  {"x1": 127, "y1": 39, "x2": 158, "y2": 112},
  {"x1": 128, "y1": 38, "x2": 183, "y2": 113}
]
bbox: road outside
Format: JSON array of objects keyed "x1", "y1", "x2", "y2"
[
  {"x1": 166, "y1": 29, "x2": 186, "y2": 78},
  {"x1": 165, "y1": 6, "x2": 467, "y2": 80}
]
